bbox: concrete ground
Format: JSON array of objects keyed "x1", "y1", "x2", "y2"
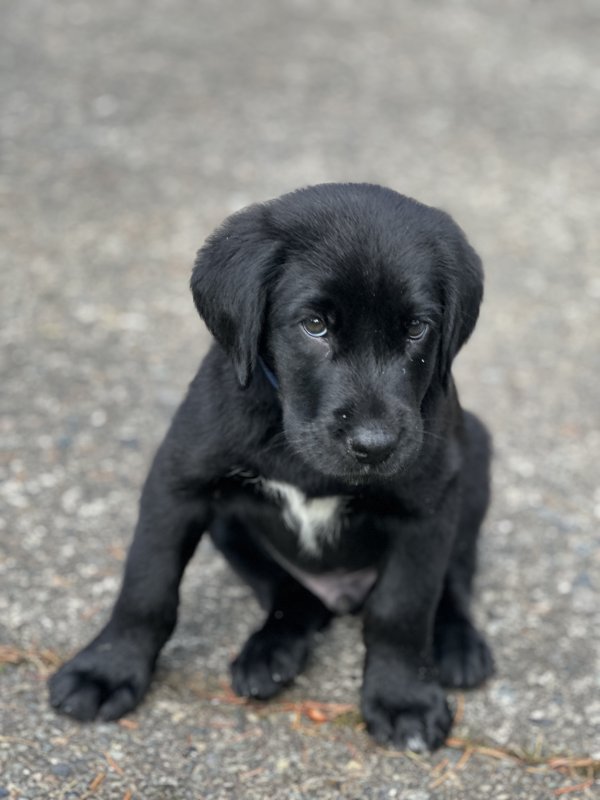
[{"x1": 1, "y1": 0, "x2": 599, "y2": 797}]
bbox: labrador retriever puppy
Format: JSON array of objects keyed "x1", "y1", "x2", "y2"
[{"x1": 49, "y1": 183, "x2": 494, "y2": 751}]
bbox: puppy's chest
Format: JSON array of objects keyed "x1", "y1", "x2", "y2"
[
  {"x1": 256, "y1": 478, "x2": 378, "y2": 614},
  {"x1": 259, "y1": 479, "x2": 343, "y2": 555}
]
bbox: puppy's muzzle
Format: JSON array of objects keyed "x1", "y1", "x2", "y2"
[{"x1": 347, "y1": 424, "x2": 398, "y2": 466}]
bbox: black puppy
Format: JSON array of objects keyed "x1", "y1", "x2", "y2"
[{"x1": 49, "y1": 183, "x2": 494, "y2": 751}]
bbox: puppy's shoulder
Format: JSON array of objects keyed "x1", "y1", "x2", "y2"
[{"x1": 161, "y1": 345, "x2": 279, "y2": 479}]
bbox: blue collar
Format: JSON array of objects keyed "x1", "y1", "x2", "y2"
[{"x1": 258, "y1": 356, "x2": 279, "y2": 390}]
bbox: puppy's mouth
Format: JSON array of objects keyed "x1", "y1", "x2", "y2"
[
  {"x1": 338, "y1": 451, "x2": 413, "y2": 482},
  {"x1": 330, "y1": 461, "x2": 401, "y2": 486},
  {"x1": 284, "y1": 427, "x2": 421, "y2": 486}
]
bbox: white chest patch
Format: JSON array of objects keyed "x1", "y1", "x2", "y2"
[{"x1": 260, "y1": 479, "x2": 343, "y2": 555}]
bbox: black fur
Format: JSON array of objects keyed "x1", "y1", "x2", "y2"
[{"x1": 49, "y1": 183, "x2": 493, "y2": 751}]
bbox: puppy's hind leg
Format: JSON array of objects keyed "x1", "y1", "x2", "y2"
[
  {"x1": 434, "y1": 582, "x2": 494, "y2": 690},
  {"x1": 210, "y1": 518, "x2": 333, "y2": 700},
  {"x1": 434, "y1": 412, "x2": 494, "y2": 689}
]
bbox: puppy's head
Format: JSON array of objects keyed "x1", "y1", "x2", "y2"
[{"x1": 192, "y1": 183, "x2": 483, "y2": 482}]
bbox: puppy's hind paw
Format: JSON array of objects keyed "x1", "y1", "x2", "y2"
[
  {"x1": 231, "y1": 624, "x2": 311, "y2": 701},
  {"x1": 434, "y1": 619, "x2": 495, "y2": 689}
]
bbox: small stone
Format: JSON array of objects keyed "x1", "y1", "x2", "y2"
[
  {"x1": 90, "y1": 409, "x2": 107, "y2": 427},
  {"x1": 345, "y1": 759, "x2": 362, "y2": 771},
  {"x1": 497, "y1": 519, "x2": 514, "y2": 534},
  {"x1": 93, "y1": 94, "x2": 119, "y2": 118},
  {"x1": 529, "y1": 709, "x2": 546, "y2": 722},
  {"x1": 61, "y1": 486, "x2": 81, "y2": 514},
  {"x1": 51, "y1": 762, "x2": 73, "y2": 778}
]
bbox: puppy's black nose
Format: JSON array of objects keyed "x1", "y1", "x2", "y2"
[{"x1": 348, "y1": 425, "x2": 397, "y2": 465}]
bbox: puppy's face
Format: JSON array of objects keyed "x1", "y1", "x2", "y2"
[
  {"x1": 267, "y1": 242, "x2": 442, "y2": 482},
  {"x1": 192, "y1": 184, "x2": 483, "y2": 483}
]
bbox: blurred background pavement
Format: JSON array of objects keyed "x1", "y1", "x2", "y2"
[{"x1": 1, "y1": 1, "x2": 599, "y2": 797}]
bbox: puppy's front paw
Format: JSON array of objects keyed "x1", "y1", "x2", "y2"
[
  {"x1": 231, "y1": 625, "x2": 310, "y2": 700},
  {"x1": 49, "y1": 636, "x2": 153, "y2": 722},
  {"x1": 361, "y1": 667, "x2": 452, "y2": 752}
]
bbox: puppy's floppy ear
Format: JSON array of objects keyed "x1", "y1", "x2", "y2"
[
  {"x1": 437, "y1": 229, "x2": 484, "y2": 388},
  {"x1": 191, "y1": 204, "x2": 281, "y2": 388}
]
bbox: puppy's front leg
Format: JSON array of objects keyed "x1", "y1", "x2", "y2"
[
  {"x1": 361, "y1": 514, "x2": 456, "y2": 752},
  {"x1": 49, "y1": 448, "x2": 209, "y2": 722}
]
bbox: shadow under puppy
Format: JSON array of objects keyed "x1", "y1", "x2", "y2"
[{"x1": 49, "y1": 183, "x2": 494, "y2": 751}]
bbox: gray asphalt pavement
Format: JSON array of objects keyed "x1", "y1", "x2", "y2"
[{"x1": 1, "y1": 1, "x2": 599, "y2": 798}]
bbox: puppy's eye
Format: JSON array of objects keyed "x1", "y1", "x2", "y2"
[
  {"x1": 406, "y1": 320, "x2": 428, "y2": 340},
  {"x1": 301, "y1": 316, "x2": 328, "y2": 338}
]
